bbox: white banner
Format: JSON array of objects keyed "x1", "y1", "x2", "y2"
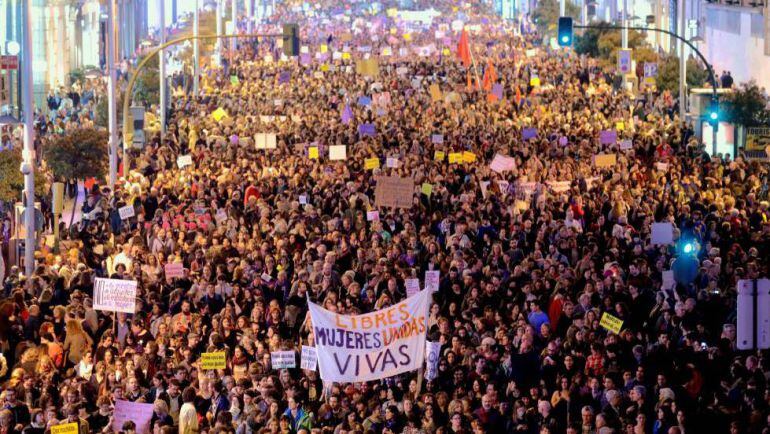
[
  {"x1": 424, "y1": 341, "x2": 441, "y2": 381},
  {"x1": 308, "y1": 290, "x2": 431, "y2": 382},
  {"x1": 93, "y1": 278, "x2": 137, "y2": 314},
  {"x1": 118, "y1": 205, "x2": 135, "y2": 220}
]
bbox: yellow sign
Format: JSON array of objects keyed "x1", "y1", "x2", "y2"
[
  {"x1": 403, "y1": 33, "x2": 412, "y2": 41},
  {"x1": 308, "y1": 147, "x2": 319, "y2": 159},
  {"x1": 421, "y1": 183, "x2": 433, "y2": 197},
  {"x1": 515, "y1": 200, "x2": 529, "y2": 211},
  {"x1": 211, "y1": 107, "x2": 228, "y2": 122},
  {"x1": 594, "y1": 153, "x2": 617, "y2": 168},
  {"x1": 390, "y1": 28, "x2": 397, "y2": 35},
  {"x1": 530, "y1": 76, "x2": 541, "y2": 87},
  {"x1": 320, "y1": 44, "x2": 328, "y2": 53},
  {"x1": 201, "y1": 352, "x2": 227, "y2": 370},
  {"x1": 365, "y1": 157, "x2": 380, "y2": 170},
  {"x1": 51, "y1": 422, "x2": 79, "y2": 434},
  {"x1": 429, "y1": 84, "x2": 442, "y2": 102},
  {"x1": 462, "y1": 151, "x2": 476, "y2": 163},
  {"x1": 615, "y1": 121, "x2": 625, "y2": 131},
  {"x1": 356, "y1": 59, "x2": 380, "y2": 77},
  {"x1": 448, "y1": 152, "x2": 463, "y2": 164},
  {"x1": 342, "y1": 52, "x2": 351, "y2": 60},
  {"x1": 320, "y1": 64, "x2": 329, "y2": 72},
  {"x1": 600, "y1": 312, "x2": 624, "y2": 334},
  {"x1": 434, "y1": 151, "x2": 445, "y2": 161},
  {"x1": 386, "y1": 7, "x2": 398, "y2": 17},
  {"x1": 442, "y1": 48, "x2": 451, "y2": 56}
]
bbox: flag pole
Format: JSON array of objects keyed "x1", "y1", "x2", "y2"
[{"x1": 468, "y1": 37, "x2": 482, "y2": 90}]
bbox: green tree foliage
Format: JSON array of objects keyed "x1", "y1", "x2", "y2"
[
  {"x1": 0, "y1": 149, "x2": 48, "y2": 202},
  {"x1": 574, "y1": 23, "x2": 658, "y2": 69},
  {"x1": 44, "y1": 129, "x2": 109, "y2": 181},
  {"x1": 532, "y1": 0, "x2": 581, "y2": 38},
  {"x1": 656, "y1": 56, "x2": 710, "y2": 94},
  {"x1": 722, "y1": 81, "x2": 770, "y2": 127},
  {"x1": 135, "y1": 53, "x2": 160, "y2": 106}
]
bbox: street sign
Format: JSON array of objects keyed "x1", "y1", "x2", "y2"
[
  {"x1": 617, "y1": 49, "x2": 632, "y2": 74},
  {"x1": 0, "y1": 55, "x2": 18, "y2": 70},
  {"x1": 130, "y1": 106, "x2": 145, "y2": 149},
  {"x1": 643, "y1": 62, "x2": 658, "y2": 78}
]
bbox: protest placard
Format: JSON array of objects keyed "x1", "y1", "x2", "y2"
[
  {"x1": 308, "y1": 147, "x2": 319, "y2": 159},
  {"x1": 386, "y1": 157, "x2": 399, "y2": 168},
  {"x1": 356, "y1": 58, "x2": 379, "y2": 77},
  {"x1": 434, "y1": 151, "x2": 445, "y2": 161},
  {"x1": 308, "y1": 289, "x2": 431, "y2": 382},
  {"x1": 546, "y1": 181, "x2": 572, "y2": 193},
  {"x1": 431, "y1": 134, "x2": 444, "y2": 144},
  {"x1": 255, "y1": 133, "x2": 278, "y2": 149},
  {"x1": 51, "y1": 423, "x2": 79, "y2": 434},
  {"x1": 620, "y1": 139, "x2": 633, "y2": 150},
  {"x1": 599, "y1": 130, "x2": 617, "y2": 145},
  {"x1": 425, "y1": 341, "x2": 442, "y2": 381},
  {"x1": 329, "y1": 145, "x2": 347, "y2": 161},
  {"x1": 594, "y1": 153, "x2": 617, "y2": 168},
  {"x1": 301, "y1": 346, "x2": 317, "y2": 371},
  {"x1": 366, "y1": 210, "x2": 380, "y2": 221},
  {"x1": 421, "y1": 183, "x2": 433, "y2": 197},
  {"x1": 374, "y1": 176, "x2": 414, "y2": 209},
  {"x1": 358, "y1": 123, "x2": 377, "y2": 137},
  {"x1": 176, "y1": 155, "x2": 193, "y2": 168},
  {"x1": 93, "y1": 278, "x2": 137, "y2": 314},
  {"x1": 201, "y1": 352, "x2": 227, "y2": 370},
  {"x1": 365, "y1": 157, "x2": 380, "y2": 170},
  {"x1": 271, "y1": 351, "x2": 296, "y2": 369},
  {"x1": 462, "y1": 151, "x2": 476, "y2": 163},
  {"x1": 522, "y1": 127, "x2": 537, "y2": 140},
  {"x1": 164, "y1": 263, "x2": 184, "y2": 281},
  {"x1": 299, "y1": 195, "x2": 307, "y2": 205},
  {"x1": 651, "y1": 222, "x2": 674, "y2": 245},
  {"x1": 425, "y1": 270, "x2": 440, "y2": 292},
  {"x1": 405, "y1": 278, "x2": 421, "y2": 297},
  {"x1": 113, "y1": 400, "x2": 154, "y2": 434},
  {"x1": 662, "y1": 270, "x2": 675, "y2": 290},
  {"x1": 429, "y1": 84, "x2": 442, "y2": 102},
  {"x1": 600, "y1": 312, "x2": 624, "y2": 334},
  {"x1": 118, "y1": 205, "x2": 135, "y2": 220},
  {"x1": 211, "y1": 107, "x2": 228, "y2": 122},
  {"x1": 448, "y1": 152, "x2": 463, "y2": 164}
]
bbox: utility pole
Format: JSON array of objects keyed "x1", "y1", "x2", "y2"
[
  {"x1": 560, "y1": 0, "x2": 565, "y2": 16},
  {"x1": 246, "y1": 0, "x2": 253, "y2": 33},
  {"x1": 232, "y1": 0, "x2": 238, "y2": 53},
  {"x1": 159, "y1": 0, "x2": 167, "y2": 136},
  {"x1": 678, "y1": 0, "x2": 686, "y2": 121},
  {"x1": 20, "y1": 0, "x2": 34, "y2": 279},
  {"x1": 216, "y1": 0, "x2": 223, "y2": 64},
  {"x1": 193, "y1": 0, "x2": 199, "y2": 95},
  {"x1": 107, "y1": 0, "x2": 118, "y2": 187}
]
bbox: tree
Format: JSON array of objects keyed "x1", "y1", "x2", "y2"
[
  {"x1": 532, "y1": 0, "x2": 581, "y2": 39},
  {"x1": 596, "y1": 28, "x2": 657, "y2": 69},
  {"x1": 0, "y1": 149, "x2": 48, "y2": 203},
  {"x1": 656, "y1": 56, "x2": 710, "y2": 94},
  {"x1": 134, "y1": 53, "x2": 160, "y2": 106},
  {"x1": 574, "y1": 22, "x2": 612, "y2": 57},
  {"x1": 722, "y1": 81, "x2": 770, "y2": 127},
  {"x1": 45, "y1": 129, "x2": 109, "y2": 182}
]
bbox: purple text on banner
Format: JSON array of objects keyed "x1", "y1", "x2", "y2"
[
  {"x1": 599, "y1": 130, "x2": 617, "y2": 145},
  {"x1": 522, "y1": 127, "x2": 538, "y2": 140},
  {"x1": 358, "y1": 123, "x2": 377, "y2": 137}
]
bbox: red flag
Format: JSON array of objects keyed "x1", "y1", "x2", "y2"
[
  {"x1": 515, "y1": 85, "x2": 522, "y2": 106},
  {"x1": 482, "y1": 60, "x2": 497, "y2": 92},
  {"x1": 466, "y1": 71, "x2": 473, "y2": 90},
  {"x1": 457, "y1": 30, "x2": 471, "y2": 67}
]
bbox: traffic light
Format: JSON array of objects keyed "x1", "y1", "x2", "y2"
[
  {"x1": 557, "y1": 17, "x2": 573, "y2": 47},
  {"x1": 283, "y1": 23, "x2": 299, "y2": 57},
  {"x1": 706, "y1": 98, "x2": 720, "y2": 127}
]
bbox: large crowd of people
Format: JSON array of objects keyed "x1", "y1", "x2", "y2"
[{"x1": 1, "y1": 1, "x2": 770, "y2": 434}]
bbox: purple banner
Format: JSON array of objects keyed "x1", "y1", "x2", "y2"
[
  {"x1": 599, "y1": 130, "x2": 617, "y2": 145},
  {"x1": 522, "y1": 127, "x2": 537, "y2": 140},
  {"x1": 358, "y1": 123, "x2": 377, "y2": 137}
]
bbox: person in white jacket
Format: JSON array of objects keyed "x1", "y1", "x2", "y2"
[{"x1": 179, "y1": 387, "x2": 199, "y2": 434}]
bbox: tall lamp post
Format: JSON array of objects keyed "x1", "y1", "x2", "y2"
[
  {"x1": 20, "y1": 0, "x2": 34, "y2": 279},
  {"x1": 159, "y1": 0, "x2": 167, "y2": 137},
  {"x1": 193, "y1": 0, "x2": 199, "y2": 95},
  {"x1": 107, "y1": 0, "x2": 118, "y2": 188}
]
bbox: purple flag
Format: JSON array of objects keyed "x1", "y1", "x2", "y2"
[
  {"x1": 278, "y1": 71, "x2": 291, "y2": 84},
  {"x1": 522, "y1": 127, "x2": 537, "y2": 140},
  {"x1": 358, "y1": 123, "x2": 376, "y2": 137},
  {"x1": 599, "y1": 130, "x2": 617, "y2": 145},
  {"x1": 492, "y1": 83, "x2": 504, "y2": 100},
  {"x1": 358, "y1": 96, "x2": 372, "y2": 107},
  {"x1": 300, "y1": 53, "x2": 311, "y2": 65},
  {"x1": 341, "y1": 104, "x2": 352, "y2": 124}
]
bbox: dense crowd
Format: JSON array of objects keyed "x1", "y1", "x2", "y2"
[{"x1": 1, "y1": 1, "x2": 770, "y2": 434}]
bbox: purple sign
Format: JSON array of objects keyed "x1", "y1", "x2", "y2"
[
  {"x1": 492, "y1": 83, "x2": 504, "y2": 100},
  {"x1": 341, "y1": 104, "x2": 353, "y2": 124},
  {"x1": 522, "y1": 127, "x2": 537, "y2": 140},
  {"x1": 278, "y1": 71, "x2": 291, "y2": 84},
  {"x1": 300, "y1": 53, "x2": 312, "y2": 65},
  {"x1": 358, "y1": 96, "x2": 372, "y2": 107},
  {"x1": 599, "y1": 130, "x2": 617, "y2": 145},
  {"x1": 431, "y1": 134, "x2": 444, "y2": 144},
  {"x1": 358, "y1": 123, "x2": 377, "y2": 137},
  {"x1": 559, "y1": 136, "x2": 568, "y2": 146}
]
